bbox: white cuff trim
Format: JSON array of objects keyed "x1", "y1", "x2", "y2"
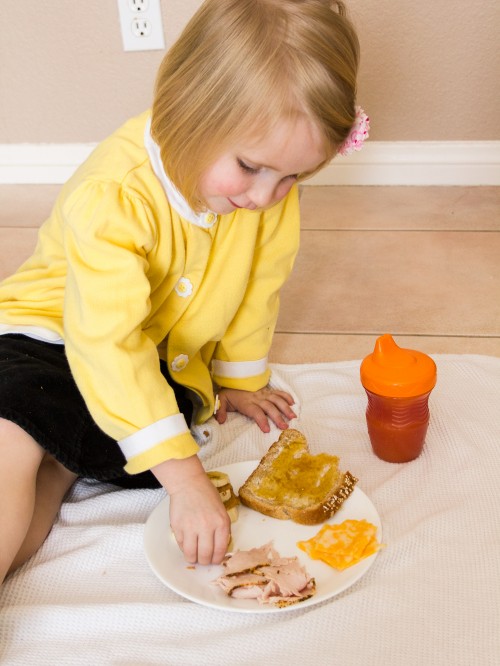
[
  {"x1": 212, "y1": 357, "x2": 268, "y2": 379},
  {"x1": 118, "y1": 413, "x2": 189, "y2": 461}
]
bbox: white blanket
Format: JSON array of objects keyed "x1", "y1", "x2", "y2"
[{"x1": 1, "y1": 355, "x2": 499, "y2": 665}]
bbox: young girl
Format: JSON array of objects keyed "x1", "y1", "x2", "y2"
[{"x1": 0, "y1": 0, "x2": 367, "y2": 578}]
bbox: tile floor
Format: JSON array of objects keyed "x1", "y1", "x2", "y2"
[{"x1": 1, "y1": 184, "x2": 499, "y2": 362}]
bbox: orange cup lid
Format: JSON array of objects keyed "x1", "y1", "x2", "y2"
[{"x1": 360, "y1": 334, "x2": 437, "y2": 397}]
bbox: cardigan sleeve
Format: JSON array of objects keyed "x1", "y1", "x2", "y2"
[
  {"x1": 62, "y1": 180, "x2": 199, "y2": 474},
  {"x1": 211, "y1": 186, "x2": 300, "y2": 390}
]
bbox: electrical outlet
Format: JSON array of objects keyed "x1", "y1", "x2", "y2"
[
  {"x1": 128, "y1": 0, "x2": 149, "y2": 11},
  {"x1": 117, "y1": 0, "x2": 165, "y2": 52},
  {"x1": 131, "y1": 17, "x2": 152, "y2": 38}
]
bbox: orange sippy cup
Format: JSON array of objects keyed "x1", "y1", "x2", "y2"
[{"x1": 360, "y1": 334, "x2": 437, "y2": 463}]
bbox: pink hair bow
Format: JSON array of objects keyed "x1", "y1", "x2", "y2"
[{"x1": 338, "y1": 106, "x2": 370, "y2": 156}]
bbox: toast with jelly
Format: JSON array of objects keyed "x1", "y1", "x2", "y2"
[{"x1": 238, "y1": 429, "x2": 357, "y2": 525}]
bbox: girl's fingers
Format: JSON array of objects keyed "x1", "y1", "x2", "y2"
[
  {"x1": 271, "y1": 390, "x2": 295, "y2": 406},
  {"x1": 178, "y1": 529, "x2": 222, "y2": 565},
  {"x1": 216, "y1": 388, "x2": 297, "y2": 429},
  {"x1": 262, "y1": 393, "x2": 297, "y2": 420},
  {"x1": 212, "y1": 525, "x2": 231, "y2": 564},
  {"x1": 249, "y1": 400, "x2": 288, "y2": 431},
  {"x1": 196, "y1": 533, "x2": 215, "y2": 566},
  {"x1": 214, "y1": 397, "x2": 227, "y2": 424},
  {"x1": 179, "y1": 532, "x2": 198, "y2": 564}
]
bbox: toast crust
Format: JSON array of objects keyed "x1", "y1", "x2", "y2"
[{"x1": 238, "y1": 429, "x2": 358, "y2": 525}]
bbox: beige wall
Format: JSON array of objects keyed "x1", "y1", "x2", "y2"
[{"x1": 1, "y1": 0, "x2": 499, "y2": 144}]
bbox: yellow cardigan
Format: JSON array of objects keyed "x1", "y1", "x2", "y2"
[{"x1": 0, "y1": 111, "x2": 300, "y2": 474}]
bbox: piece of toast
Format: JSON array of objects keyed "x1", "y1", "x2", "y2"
[{"x1": 238, "y1": 429, "x2": 357, "y2": 525}]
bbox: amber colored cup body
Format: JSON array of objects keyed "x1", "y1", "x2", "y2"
[{"x1": 364, "y1": 389, "x2": 431, "y2": 463}]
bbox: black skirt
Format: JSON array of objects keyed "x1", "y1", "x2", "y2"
[{"x1": 0, "y1": 334, "x2": 193, "y2": 489}]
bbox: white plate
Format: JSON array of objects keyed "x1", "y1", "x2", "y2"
[{"x1": 144, "y1": 461, "x2": 382, "y2": 613}]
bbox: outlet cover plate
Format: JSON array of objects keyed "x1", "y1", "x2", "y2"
[{"x1": 117, "y1": 0, "x2": 165, "y2": 52}]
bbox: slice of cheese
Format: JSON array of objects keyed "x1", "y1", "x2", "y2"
[{"x1": 297, "y1": 519, "x2": 382, "y2": 570}]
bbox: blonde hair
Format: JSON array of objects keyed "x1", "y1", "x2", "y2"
[{"x1": 151, "y1": 0, "x2": 359, "y2": 210}]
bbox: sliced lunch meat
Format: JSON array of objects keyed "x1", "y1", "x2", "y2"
[
  {"x1": 213, "y1": 542, "x2": 316, "y2": 607},
  {"x1": 220, "y1": 542, "x2": 279, "y2": 576},
  {"x1": 215, "y1": 572, "x2": 266, "y2": 596},
  {"x1": 258, "y1": 558, "x2": 312, "y2": 598}
]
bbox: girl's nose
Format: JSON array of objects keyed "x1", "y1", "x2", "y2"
[{"x1": 247, "y1": 180, "x2": 278, "y2": 209}]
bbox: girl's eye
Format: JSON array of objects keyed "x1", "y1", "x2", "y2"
[{"x1": 237, "y1": 158, "x2": 259, "y2": 174}]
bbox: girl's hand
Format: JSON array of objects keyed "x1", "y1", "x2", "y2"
[
  {"x1": 152, "y1": 456, "x2": 231, "y2": 565},
  {"x1": 215, "y1": 387, "x2": 296, "y2": 433}
]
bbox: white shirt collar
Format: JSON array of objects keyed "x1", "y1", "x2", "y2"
[{"x1": 144, "y1": 117, "x2": 218, "y2": 229}]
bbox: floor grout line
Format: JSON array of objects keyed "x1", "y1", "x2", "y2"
[
  {"x1": 301, "y1": 228, "x2": 500, "y2": 233},
  {"x1": 275, "y1": 331, "x2": 500, "y2": 339}
]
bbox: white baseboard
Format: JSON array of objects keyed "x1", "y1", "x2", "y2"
[
  {"x1": 307, "y1": 141, "x2": 500, "y2": 186},
  {"x1": 0, "y1": 144, "x2": 95, "y2": 185},
  {"x1": 0, "y1": 141, "x2": 499, "y2": 186}
]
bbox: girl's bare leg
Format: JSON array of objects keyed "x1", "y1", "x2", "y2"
[
  {"x1": 0, "y1": 418, "x2": 44, "y2": 583},
  {"x1": 8, "y1": 453, "x2": 78, "y2": 575},
  {"x1": 0, "y1": 418, "x2": 77, "y2": 583}
]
